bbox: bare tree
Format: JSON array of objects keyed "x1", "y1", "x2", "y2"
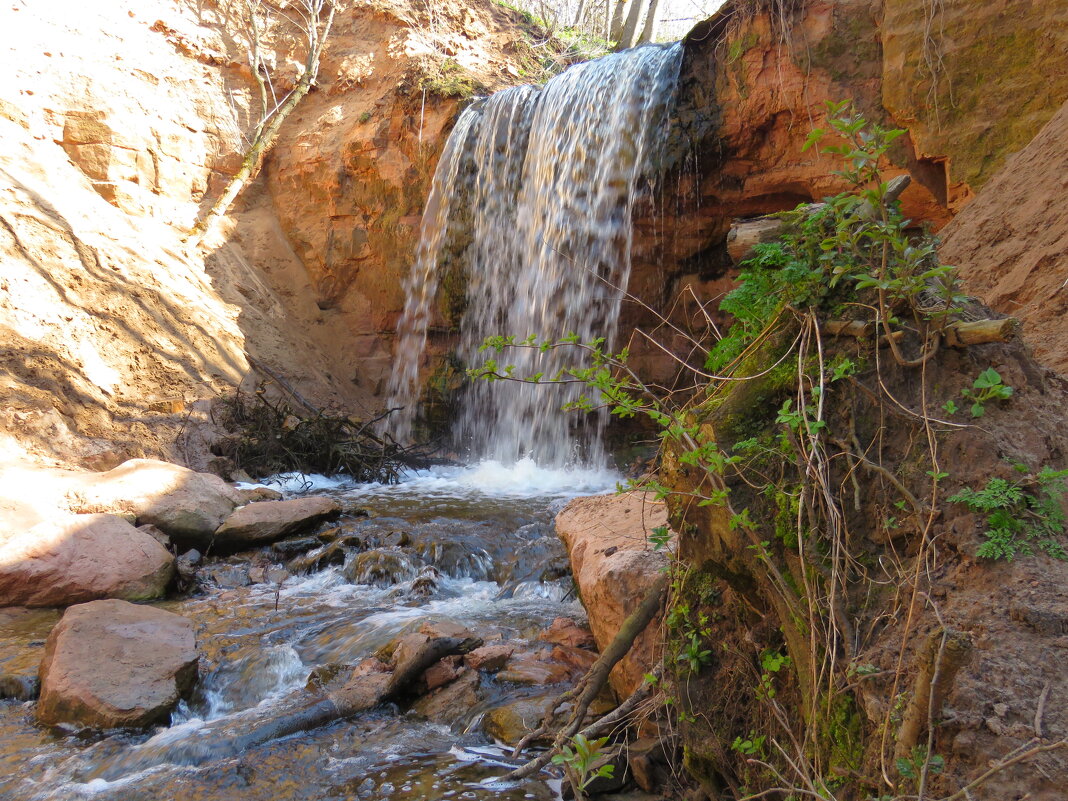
[
  {"x1": 189, "y1": 0, "x2": 337, "y2": 247},
  {"x1": 618, "y1": 0, "x2": 649, "y2": 48},
  {"x1": 637, "y1": 0, "x2": 661, "y2": 43}
]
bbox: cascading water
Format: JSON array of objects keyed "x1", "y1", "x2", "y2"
[{"x1": 385, "y1": 43, "x2": 683, "y2": 467}]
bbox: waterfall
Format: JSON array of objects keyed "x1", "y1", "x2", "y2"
[{"x1": 385, "y1": 43, "x2": 683, "y2": 467}]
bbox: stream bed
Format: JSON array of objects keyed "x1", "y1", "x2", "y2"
[{"x1": 0, "y1": 460, "x2": 617, "y2": 800}]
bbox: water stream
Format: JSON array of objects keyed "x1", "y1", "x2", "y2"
[
  {"x1": 385, "y1": 43, "x2": 683, "y2": 466},
  {"x1": 0, "y1": 463, "x2": 618, "y2": 801}
]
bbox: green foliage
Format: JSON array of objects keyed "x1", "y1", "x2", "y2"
[
  {"x1": 896, "y1": 744, "x2": 944, "y2": 784},
  {"x1": 948, "y1": 467, "x2": 1068, "y2": 560},
  {"x1": 959, "y1": 367, "x2": 1013, "y2": 417},
  {"x1": 648, "y1": 525, "x2": 671, "y2": 550},
  {"x1": 755, "y1": 649, "x2": 791, "y2": 701},
  {"x1": 419, "y1": 58, "x2": 482, "y2": 99},
  {"x1": 706, "y1": 241, "x2": 823, "y2": 373},
  {"x1": 731, "y1": 731, "x2": 767, "y2": 756},
  {"x1": 551, "y1": 734, "x2": 615, "y2": 799},
  {"x1": 358, "y1": 110, "x2": 372, "y2": 124}
]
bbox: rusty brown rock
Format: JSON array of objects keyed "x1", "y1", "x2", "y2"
[
  {"x1": 37, "y1": 599, "x2": 197, "y2": 728},
  {"x1": 213, "y1": 496, "x2": 341, "y2": 551},
  {"x1": 0, "y1": 514, "x2": 175, "y2": 608},
  {"x1": 537, "y1": 617, "x2": 596, "y2": 650},
  {"x1": 464, "y1": 644, "x2": 514, "y2": 673},
  {"x1": 496, "y1": 651, "x2": 572, "y2": 686},
  {"x1": 555, "y1": 492, "x2": 671, "y2": 698}
]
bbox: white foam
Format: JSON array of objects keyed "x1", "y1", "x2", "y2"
[
  {"x1": 348, "y1": 457, "x2": 618, "y2": 500},
  {"x1": 261, "y1": 472, "x2": 355, "y2": 494}
]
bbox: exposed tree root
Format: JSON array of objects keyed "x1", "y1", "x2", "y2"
[{"x1": 506, "y1": 573, "x2": 669, "y2": 781}]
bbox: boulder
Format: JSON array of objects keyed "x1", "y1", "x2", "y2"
[
  {"x1": 37, "y1": 599, "x2": 198, "y2": 728},
  {"x1": 66, "y1": 460, "x2": 242, "y2": 546},
  {"x1": 538, "y1": 617, "x2": 597, "y2": 650},
  {"x1": 213, "y1": 496, "x2": 341, "y2": 551},
  {"x1": 555, "y1": 493, "x2": 671, "y2": 698},
  {"x1": 0, "y1": 513, "x2": 175, "y2": 607}
]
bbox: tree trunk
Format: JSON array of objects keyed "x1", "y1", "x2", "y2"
[
  {"x1": 618, "y1": 0, "x2": 648, "y2": 49},
  {"x1": 573, "y1": 0, "x2": 590, "y2": 28},
  {"x1": 637, "y1": 0, "x2": 661, "y2": 43},
  {"x1": 609, "y1": 0, "x2": 628, "y2": 42}
]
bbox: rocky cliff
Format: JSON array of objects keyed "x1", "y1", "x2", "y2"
[
  {"x1": 0, "y1": 0, "x2": 527, "y2": 470},
  {"x1": 623, "y1": 0, "x2": 1068, "y2": 383}
]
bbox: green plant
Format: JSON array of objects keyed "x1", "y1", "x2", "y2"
[
  {"x1": 419, "y1": 58, "x2": 482, "y2": 99},
  {"x1": 959, "y1": 367, "x2": 1013, "y2": 417},
  {"x1": 755, "y1": 649, "x2": 791, "y2": 702},
  {"x1": 551, "y1": 734, "x2": 615, "y2": 800},
  {"x1": 648, "y1": 524, "x2": 671, "y2": 550},
  {"x1": 731, "y1": 731, "x2": 767, "y2": 756},
  {"x1": 948, "y1": 468, "x2": 1068, "y2": 560},
  {"x1": 358, "y1": 110, "x2": 372, "y2": 123},
  {"x1": 896, "y1": 744, "x2": 944, "y2": 784}
]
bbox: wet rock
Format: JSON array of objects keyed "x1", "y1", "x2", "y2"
[
  {"x1": 419, "y1": 619, "x2": 478, "y2": 641},
  {"x1": 496, "y1": 651, "x2": 573, "y2": 685},
  {"x1": 214, "y1": 496, "x2": 342, "y2": 551},
  {"x1": 271, "y1": 537, "x2": 322, "y2": 558},
  {"x1": 288, "y1": 540, "x2": 350, "y2": 573},
  {"x1": 305, "y1": 662, "x2": 353, "y2": 693},
  {"x1": 0, "y1": 513, "x2": 174, "y2": 607},
  {"x1": 37, "y1": 599, "x2": 198, "y2": 728},
  {"x1": 247, "y1": 564, "x2": 289, "y2": 584},
  {"x1": 0, "y1": 670, "x2": 39, "y2": 701},
  {"x1": 464, "y1": 644, "x2": 514, "y2": 673},
  {"x1": 538, "y1": 617, "x2": 597, "y2": 650},
  {"x1": 411, "y1": 668, "x2": 481, "y2": 724},
  {"x1": 198, "y1": 563, "x2": 251, "y2": 589},
  {"x1": 408, "y1": 566, "x2": 441, "y2": 598},
  {"x1": 550, "y1": 644, "x2": 597, "y2": 675},
  {"x1": 483, "y1": 695, "x2": 559, "y2": 746},
  {"x1": 232, "y1": 484, "x2": 283, "y2": 504},
  {"x1": 414, "y1": 539, "x2": 493, "y2": 579},
  {"x1": 66, "y1": 459, "x2": 242, "y2": 544},
  {"x1": 344, "y1": 548, "x2": 422, "y2": 587},
  {"x1": 499, "y1": 536, "x2": 570, "y2": 586}
]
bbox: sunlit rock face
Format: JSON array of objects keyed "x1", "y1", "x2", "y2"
[{"x1": 617, "y1": 0, "x2": 1068, "y2": 383}]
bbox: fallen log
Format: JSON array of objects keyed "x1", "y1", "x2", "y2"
[{"x1": 943, "y1": 318, "x2": 1020, "y2": 347}]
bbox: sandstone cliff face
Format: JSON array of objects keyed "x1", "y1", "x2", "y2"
[
  {"x1": 0, "y1": 0, "x2": 524, "y2": 468},
  {"x1": 621, "y1": 0, "x2": 1068, "y2": 384},
  {"x1": 939, "y1": 99, "x2": 1068, "y2": 376}
]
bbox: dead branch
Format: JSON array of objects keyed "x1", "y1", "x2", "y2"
[
  {"x1": 506, "y1": 573, "x2": 669, "y2": 781},
  {"x1": 895, "y1": 626, "x2": 973, "y2": 763},
  {"x1": 188, "y1": 0, "x2": 336, "y2": 247}
]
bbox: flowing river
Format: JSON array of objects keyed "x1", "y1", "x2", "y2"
[{"x1": 0, "y1": 461, "x2": 618, "y2": 800}]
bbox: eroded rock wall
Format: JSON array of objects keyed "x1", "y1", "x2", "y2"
[
  {"x1": 625, "y1": 0, "x2": 1068, "y2": 382},
  {"x1": 0, "y1": 0, "x2": 527, "y2": 469}
]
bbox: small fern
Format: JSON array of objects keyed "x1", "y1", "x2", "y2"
[{"x1": 949, "y1": 468, "x2": 1068, "y2": 560}]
